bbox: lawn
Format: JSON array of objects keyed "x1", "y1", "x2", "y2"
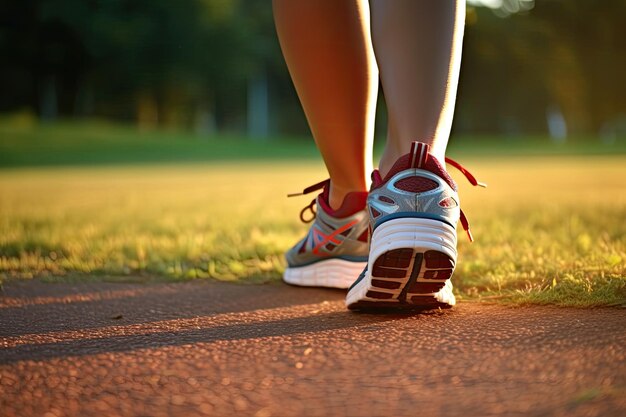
[{"x1": 0, "y1": 122, "x2": 625, "y2": 306}]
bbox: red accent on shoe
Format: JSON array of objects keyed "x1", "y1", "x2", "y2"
[
  {"x1": 371, "y1": 170, "x2": 383, "y2": 188},
  {"x1": 409, "y1": 142, "x2": 430, "y2": 168},
  {"x1": 438, "y1": 197, "x2": 458, "y2": 208},
  {"x1": 287, "y1": 179, "x2": 329, "y2": 197},
  {"x1": 378, "y1": 195, "x2": 394, "y2": 204},
  {"x1": 445, "y1": 158, "x2": 487, "y2": 188},
  {"x1": 460, "y1": 209, "x2": 473, "y2": 242},
  {"x1": 297, "y1": 237, "x2": 308, "y2": 254},
  {"x1": 311, "y1": 219, "x2": 359, "y2": 255},
  {"x1": 373, "y1": 141, "x2": 486, "y2": 192},
  {"x1": 289, "y1": 179, "x2": 367, "y2": 222},
  {"x1": 370, "y1": 207, "x2": 381, "y2": 218},
  {"x1": 374, "y1": 152, "x2": 457, "y2": 191},
  {"x1": 357, "y1": 229, "x2": 369, "y2": 243},
  {"x1": 394, "y1": 176, "x2": 438, "y2": 193}
]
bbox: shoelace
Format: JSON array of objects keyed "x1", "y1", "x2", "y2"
[
  {"x1": 444, "y1": 157, "x2": 487, "y2": 242},
  {"x1": 288, "y1": 157, "x2": 486, "y2": 240},
  {"x1": 287, "y1": 179, "x2": 330, "y2": 223}
]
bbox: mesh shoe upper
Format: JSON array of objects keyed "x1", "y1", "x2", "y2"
[
  {"x1": 368, "y1": 143, "x2": 460, "y2": 233},
  {"x1": 286, "y1": 184, "x2": 369, "y2": 268}
]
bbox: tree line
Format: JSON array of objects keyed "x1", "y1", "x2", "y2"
[{"x1": 1, "y1": 0, "x2": 624, "y2": 138}]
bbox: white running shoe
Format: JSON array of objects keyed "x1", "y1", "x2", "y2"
[
  {"x1": 346, "y1": 141, "x2": 486, "y2": 310},
  {"x1": 284, "y1": 180, "x2": 369, "y2": 289}
]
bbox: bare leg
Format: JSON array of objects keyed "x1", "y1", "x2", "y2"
[
  {"x1": 273, "y1": 0, "x2": 378, "y2": 209},
  {"x1": 371, "y1": 0, "x2": 465, "y2": 175}
]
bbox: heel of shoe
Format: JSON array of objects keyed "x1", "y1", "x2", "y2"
[
  {"x1": 346, "y1": 217, "x2": 457, "y2": 309},
  {"x1": 370, "y1": 217, "x2": 457, "y2": 262}
]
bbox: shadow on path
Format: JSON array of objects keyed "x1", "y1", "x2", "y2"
[
  {"x1": 0, "y1": 280, "x2": 449, "y2": 363},
  {"x1": 0, "y1": 280, "x2": 346, "y2": 336}
]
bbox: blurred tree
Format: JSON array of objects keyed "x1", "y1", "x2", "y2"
[
  {"x1": 0, "y1": 0, "x2": 89, "y2": 119},
  {"x1": 37, "y1": 0, "x2": 258, "y2": 130},
  {"x1": 458, "y1": 0, "x2": 626, "y2": 137},
  {"x1": 0, "y1": 0, "x2": 624, "y2": 137}
]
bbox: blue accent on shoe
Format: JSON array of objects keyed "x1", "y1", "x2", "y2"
[
  {"x1": 373, "y1": 212, "x2": 454, "y2": 231},
  {"x1": 348, "y1": 266, "x2": 368, "y2": 291}
]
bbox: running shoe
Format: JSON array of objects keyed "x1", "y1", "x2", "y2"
[
  {"x1": 346, "y1": 141, "x2": 485, "y2": 310},
  {"x1": 284, "y1": 179, "x2": 369, "y2": 289}
]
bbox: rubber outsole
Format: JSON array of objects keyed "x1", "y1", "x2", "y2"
[
  {"x1": 346, "y1": 218, "x2": 457, "y2": 310},
  {"x1": 283, "y1": 258, "x2": 366, "y2": 289}
]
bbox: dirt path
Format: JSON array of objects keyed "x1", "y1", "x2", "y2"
[{"x1": 1, "y1": 280, "x2": 624, "y2": 417}]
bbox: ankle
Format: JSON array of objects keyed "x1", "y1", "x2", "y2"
[
  {"x1": 378, "y1": 151, "x2": 400, "y2": 179},
  {"x1": 328, "y1": 182, "x2": 367, "y2": 211},
  {"x1": 379, "y1": 143, "x2": 445, "y2": 178}
]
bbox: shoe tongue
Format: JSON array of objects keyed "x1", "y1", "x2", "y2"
[{"x1": 318, "y1": 189, "x2": 367, "y2": 218}]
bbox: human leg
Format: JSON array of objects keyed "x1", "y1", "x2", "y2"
[
  {"x1": 371, "y1": 0, "x2": 465, "y2": 175},
  {"x1": 273, "y1": 0, "x2": 378, "y2": 209},
  {"x1": 346, "y1": 0, "x2": 482, "y2": 309},
  {"x1": 273, "y1": 0, "x2": 377, "y2": 288}
]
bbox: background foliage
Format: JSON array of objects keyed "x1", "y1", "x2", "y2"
[{"x1": 1, "y1": 0, "x2": 625, "y2": 138}]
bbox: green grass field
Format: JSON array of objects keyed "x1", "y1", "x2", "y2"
[{"x1": 1, "y1": 123, "x2": 625, "y2": 306}]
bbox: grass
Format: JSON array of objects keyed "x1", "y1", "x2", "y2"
[
  {"x1": 0, "y1": 120, "x2": 322, "y2": 167},
  {"x1": 0, "y1": 122, "x2": 625, "y2": 306},
  {"x1": 1, "y1": 119, "x2": 625, "y2": 168}
]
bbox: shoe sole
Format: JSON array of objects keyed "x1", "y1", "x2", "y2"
[
  {"x1": 346, "y1": 218, "x2": 457, "y2": 310},
  {"x1": 284, "y1": 258, "x2": 367, "y2": 289}
]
